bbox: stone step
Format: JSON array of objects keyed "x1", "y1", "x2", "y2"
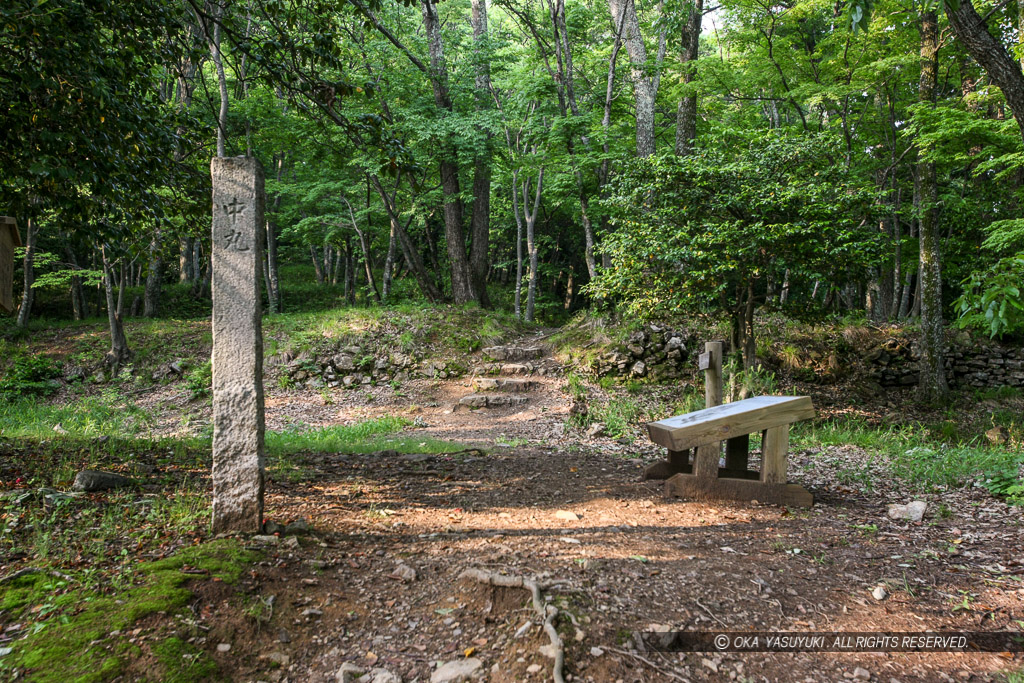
[
  {"x1": 481, "y1": 345, "x2": 546, "y2": 362},
  {"x1": 471, "y1": 378, "x2": 537, "y2": 393},
  {"x1": 471, "y1": 362, "x2": 534, "y2": 376},
  {"x1": 458, "y1": 394, "x2": 529, "y2": 408}
]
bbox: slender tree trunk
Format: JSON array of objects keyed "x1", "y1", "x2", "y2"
[
  {"x1": 265, "y1": 221, "x2": 280, "y2": 312},
  {"x1": 180, "y1": 237, "x2": 194, "y2": 282},
  {"x1": 674, "y1": 0, "x2": 703, "y2": 156},
  {"x1": 422, "y1": 0, "x2": 476, "y2": 304},
  {"x1": 469, "y1": 0, "x2": 492, "y2": 307},
  {"x1": 16, "y1": 218, "x2": 37, "y2": 328},
  {"x1": 310, "y1": 245, "x2": 324, "y2": 285},
  {"x1": 64, "y1": 246, "x2": 86, "y2": 321},
  {"x1": 210, "y1": 8, "x2": 229, "y2": 157},
  {"x1": 143, "y1": 228, "x2": 162, "y2": 317},
  {"x1": 916, "y1": 10, "x2": 948, "y2": 400},
  {"x1": 382, "y1": 222, "x2": 397, "y2": 302},
  {"x1": 344, "y1": 238, "x2": 356, "y2": 305},
  {"x1": 523, "y1": 168, "x2": 544, "y2": 323},
  {"x1": 101, "y1": 245, "x2": 130, "y2": 373},
  {"x1": 511, "y1": 170, "x2": 525, "y2": 319},
  {"x1": 370, "y1": 174, "x2": 444, "y2": 302}
]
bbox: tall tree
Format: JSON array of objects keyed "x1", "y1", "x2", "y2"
[{"x1": 916, "y1": 9, "x2": 948, "y2": 400}]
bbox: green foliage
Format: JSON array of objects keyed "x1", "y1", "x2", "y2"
[
  {"x1": 588, "y1": 135, "x2": 879, "y2": 324},
  {"x1": 184, "y1": 361, "x2": 212, "y2": 400},
  {"x1": 981, "y1": 467, "x2": 1024, "y2": 504},
  {"x1": 0, "y1": 356, "x2": 63, "y2": 397},
  {"x1": 953, "y1": 254, "x2": 1024, "y2": 339}
]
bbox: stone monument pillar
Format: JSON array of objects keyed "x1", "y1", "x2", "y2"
[{"x1": 210, "y1": 157, "x2": 266, "y2": 533}]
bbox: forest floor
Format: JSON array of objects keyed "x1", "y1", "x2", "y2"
[{"x1": 1, "y1": 322, "x2": 1023, "y2": 682}]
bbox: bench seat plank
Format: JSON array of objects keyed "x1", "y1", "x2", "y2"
[{"x1": 646, "y1": 395, "x2": 815, "y2": 452}]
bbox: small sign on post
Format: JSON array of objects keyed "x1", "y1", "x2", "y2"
[
  {"x1": 0, "y1": 217, "x2": 23, "y2": 314},
  {"x1": 697, "y1": 352, "x2": 710, "y2": 371}
]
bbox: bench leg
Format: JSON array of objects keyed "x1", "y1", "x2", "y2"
[
  {"x1": 642, "y1": 449, "x2": 692, "y2": 480},
  {"x1": 722, "y1": 434, "x2": 749, "y2": 476},
  {"x1": 761, "y1": 425, "x2": 789, "y2": 484},
  {"x1": 694, "y1": 441, "x2": 721, "y2": 480}
]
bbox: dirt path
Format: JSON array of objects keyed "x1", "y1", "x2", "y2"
[{"x1": 177, "y1": 338, "x2": 1024, "y2": 682}]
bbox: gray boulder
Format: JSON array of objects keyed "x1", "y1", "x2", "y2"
[{"x1": 72, "y1": 470, "x2": 133, "y2": 492}]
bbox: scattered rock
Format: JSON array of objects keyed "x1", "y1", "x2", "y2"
[
  {"x1": 590, "y1": 647, "x2": 604, "y2": 657},
  {"x1": 526, "y1": 664, "x2": 543, "y2": 674},
  {"x1": 301, "y1": 608, "x2": 323, "y2": 619},
  {"x1": 887, "y1": 501, "x2": 927, "y2": 523},
  {"x1": 216, "y1": 643, "x2": 231, "y2": 653},
  {"x1": 262, "y1": 651, "x2": 290, "y2": 667},
  {"x1": 277, "y1": 628, "x2": 291, "y2": 643},
  {"x1": 585, "y1": 423, "x2": 607, "y2": 438},
  {"x1": 392, "y1": 564, "x2": 418, "y2": 582},
  {"x1": 539, "y1": 644, "x2": 558, "y2": 659},
  {"x1": 871, "y1": 585, "x2": 889, "y2": 601},
  {"x1": 852, "y1": 667, "x2": 872, "y2": 680},
  {"x1": 285, "y1": 519, "x2": 311, "y2": 535},
  {"x1": 337, "y1": 663, "x2": 365, "y2": 683},
  {"x1": 252, "y1": 535, "x2": 280, "y2": 545},
  {"x1": 553, "y1": 510, "x2": 579, "y2": 521},
  {"x1": 72, "y1": 470, "x2": 132, "y2": 492},
  {"x1": 368, "y1": 669, "x2": 403, "y2": 683},
  {"x1": 430, "y1": 658, "x2": 483, "y2": 683}
]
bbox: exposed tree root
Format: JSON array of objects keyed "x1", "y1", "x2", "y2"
[
  {"x1": 0, "y1": 567, "x2": 74, "y2": 583},
  {"x1": 459, "y1": 568, "x2": 567, "y2": 683}
]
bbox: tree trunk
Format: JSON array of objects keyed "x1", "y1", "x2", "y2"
[
  {"x1": 382, "y1": 222, "x2": 397, "y2": 302},
  {"x1": 344, "y1": 238, "x2": 356, "y2": 305},
  {"x1": 210, "y1": 7, "x2": 229, "y2": 157},
  {"x1": 16, "y1": 218, "x2": 37, "y2": 328},
  {"x1": 469, "y1": 0, "x2": 492, "y2": 307},
  {"x1": 311, "y1": 245, "x2": 324, "y2": 285},
  {"x1": 422, "y1": 0, "x2": 476, "y2": 304},
  {"x1": 511, "y1": 170, "x2": 525, "y2": 319},
  {"x1": 674, "y1": 0, "x2": 703, "y2": 156},
  {"x1": 265, "y1": 221, "x2": 280, "y2": 313},
  {"x1": 101, "y1": 245, "x2": 130, "y2": 373},
  {"x1": 370, "y1": 174, "x2": 444, "y2": 302},
  {"x1": 64, "y1": 246, "x2": 86, "y2": 321},
  {"x1": 916, "y1": 10, "x2": 948, "y2": 400},
  {"x1": 143, "y1": 228, "x2": 162, "y2": 317},
  {"x1": 944, "y1": 0, "x2": 1024, "y2": 143},
  {"x1": 179, "y1": 237, "x2": 194, "y2": 282},
  {"x1": 523, "y1": 168, "x2": 544, "y2": 323},
  {"x1": 608, "y1": 0, "x2": 659, "y2": 156}
]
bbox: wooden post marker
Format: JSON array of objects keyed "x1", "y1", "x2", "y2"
[
  {"x1": 211, "y1": 157, "x2": 266, "y2": 534},
  {"x1": 0, "y1": 217, "x2": 22, "y2": 314}
]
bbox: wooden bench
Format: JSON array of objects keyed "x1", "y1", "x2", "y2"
[{"x1": 645, "y1": 395, "x2": 815, "y2": 507}]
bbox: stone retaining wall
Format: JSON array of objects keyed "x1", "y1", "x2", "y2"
[
  {"x1": 592, "y1": 324, "x2": 695, "y2": 381},
  {"x1": 867, "y1": 341, "x2": 1024, "y2": 388}
]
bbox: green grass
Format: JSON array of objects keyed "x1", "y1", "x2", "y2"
[
  {"x1": 795, "y1": 418, "x2": 1024, "y2": 492},
  {"x1": 1, "y1": 540, "x2": 255, "y2": 683},
  {"x1": 0, "y1": 393, "x2": 155, "y2": 440}
]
